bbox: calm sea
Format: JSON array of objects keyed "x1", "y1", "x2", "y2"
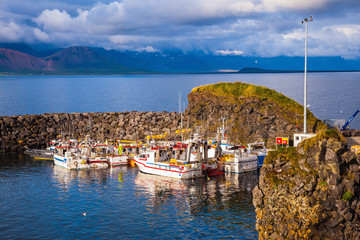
[
  {"x1": 0, "y1": 153, "x2": 258, "y2": 239},
  {"x1": 0, "y1": 72, "x2": 359, "y2": 239},
  {"x1": 0, "y1": 72, "x2": 359, "y2": 129}
]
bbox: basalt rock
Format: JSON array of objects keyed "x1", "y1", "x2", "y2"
[
  {"x1": 186, "y1": 82, "x2": 326, "y2": 147},
  {"x1": 0, "y1": 112, "x2": 185, "y2": 152},
  {"x1": 252, "y1": 129, "x2": 360, "y2": 239}
]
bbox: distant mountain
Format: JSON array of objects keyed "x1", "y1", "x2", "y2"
[
  {"x1": 94, "y1": 48, "x2": 360, "y2": 73},
  {"x1": 0, "y1": 43, "x2": 360, "y2": 74},
  {"x1": 0, "y1": 45, "x2": 145, "y2": 74},
  {"x1": 0, "y1": 48, "x2": 53, "y2": 73},
  {"x1": 0, "y1": 43, "x2": 58, "y2": 58},
  {"x1": 45, "y1": 46, "x2": 140, "y2": 74}
]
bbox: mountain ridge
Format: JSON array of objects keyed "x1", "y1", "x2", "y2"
[{"x1": 1, "y1": 43, "x2": 360, "y2": 74}]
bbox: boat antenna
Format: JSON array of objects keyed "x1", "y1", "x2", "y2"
[{"x1": 179, "y1": 92, "x2": 183, "y2": 142}]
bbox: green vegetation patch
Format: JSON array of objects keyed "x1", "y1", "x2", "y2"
[
  {"x1": 192, "y1": 82, "x2": 296, "y2": 108},
  {"x1": 191, "y1": 82, "x2": 325, "y2": 129},
  {"x1": 265, "y1": 147, "x2": 301, "y2": 165},
  {"x1": 342, "y1": 191, "x2": 353, "y2": 201},
  {"x1": 264, "y1": 146, "x2": 318, "y2": 188},
  {"x1": 299, "y1": 129, "x2": 345, "y2": 152}
]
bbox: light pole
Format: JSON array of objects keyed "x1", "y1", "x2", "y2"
[{"x1": 301, "y1": 16, "x2": 313, "y2": 134}]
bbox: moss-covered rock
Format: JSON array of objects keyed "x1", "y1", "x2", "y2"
[
  {"x1": 187, "y1": 82, "x2": 326, "y2": 147},
  {"x1": 253, "y1": 130, "x2": 360, "y2": 239}
]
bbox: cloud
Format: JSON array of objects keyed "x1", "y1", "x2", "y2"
[
  {"x1": 33, "y1": 28, "x2": 49, "y2": 41},
  {"x1": 0, "y1": 19, "x2": 27, "y2": 42},
  {"x1": 262, "y1": 0, "x2": 339, "y2": 11},
  {"x1": 1, "y1": 0, "x2": 360, "y2": 58},
  {"x1": 34, "y1": 9, "x2": 75, "y2": 32},
  {"x1": 216, "y1": 50, "x2": 244, "y2": 56},
  {"x1": 136, "y1": 46, "x2": 160, "y2": 53}
]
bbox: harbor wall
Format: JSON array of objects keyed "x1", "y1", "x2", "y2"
[{"x1": 0, "y1": 111, "x2": 186, "y2": 152}]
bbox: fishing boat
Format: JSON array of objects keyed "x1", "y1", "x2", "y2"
[
  {"x1": 24, "y1": 148, "x2": 54, "y2": 160},
  {"x1": 135, "y1": 134, "x2": 224, "y2": 179},
  {"x1": 134, "y1": 146, "x2": 203, "y2": 179},
  {"x1": 247, "y1": 142, "x2": 267, "y2": 168},
  {"x1": 24, "y1": 139, "x2": 60, "y2": 160},
  {"x1": 82, "y1": 143, "x2": 109, "y2": 169},
  {"x1": 106, "y1": 145, "x2": 129, "y2": 166},
  {"x1": 53, "y1": 141, "x2": 91, "y2": 170},
  {"x1": 218, "y1": 146, "x2": 258, "y2": 173}
]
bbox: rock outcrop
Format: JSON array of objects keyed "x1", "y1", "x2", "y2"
[
  {"x1": 252, "y1": 129, "x2": 360, "y2": 239},
  {"x1": 186, "y1": 82, "x2": 326, "y2": 147}
]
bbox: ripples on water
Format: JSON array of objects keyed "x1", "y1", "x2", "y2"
[{"x1": 0, "y1": 153, "x2": 258, "y2": 239}]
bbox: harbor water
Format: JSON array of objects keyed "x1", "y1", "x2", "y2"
[
  {"x1": 0, "y1": 72, "x2": 359, "y2": 239},
  {"x1": 0, "y1": 153, "x2": 258, "y2": 239}
]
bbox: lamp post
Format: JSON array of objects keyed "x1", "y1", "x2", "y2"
[{"x1": 301, "y1": 16, "x2": 313, "y2": 134}]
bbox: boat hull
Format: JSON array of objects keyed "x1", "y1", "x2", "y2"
[
  {"x1": 218, "y1": 156, "x2": 258, "y2": 173},
  {"x1": 134, "y1": 158, "x2": 202, "y2": 179},
  {"x1": 53, "y1": 154, "x2": 90, "y2": 170},
  {"x1": 257, "y1": 155, "x2": 266, "y2": 168},
  {"x1": 107, "y1": 155, "x2": 128, "y2": 166}
]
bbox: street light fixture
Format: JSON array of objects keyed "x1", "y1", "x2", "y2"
[{"x1": 301, "y1": 16, "x2": 313, "y2": 134}]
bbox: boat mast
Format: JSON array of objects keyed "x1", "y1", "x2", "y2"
[
  {"x1": 222, "y1": 117, "x2": 225, "y2": 140},
  {"x1": 179, "y1": 92, "x2": 183, "y2": 142}
]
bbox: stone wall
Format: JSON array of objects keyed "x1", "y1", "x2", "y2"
[{"x1": 0, "y1": 111, "x2": 186, "y2": 152}]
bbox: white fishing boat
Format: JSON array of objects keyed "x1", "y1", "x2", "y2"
[
  {"x1": 134, "y1": 136, "x2": 223, "y2": 179},
  {"x1": 106, "y1": 145, "x2": 129, "y2": 166},
  {"x1": 53, "y1": 145, "x2": 90, "y2": 170},
  {"x1": 25, "y1": 148, "x2": 54, "y2": 160},
  {"x1": 218, "y1": 146, "x2": 258, "y2": 173},
  {"x1": 107, "y1": 154, "x2": 128, "y2": 166},
  {"x1": 85, "y1": 143, "x2": 109, "y2": 169},
  {"x1": 134, "y1": 149, "x2": 203, "y2": 179}
]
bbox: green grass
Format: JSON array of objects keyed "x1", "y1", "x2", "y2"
[
  {"x1": 299, "y1": 129, "x2": 345, "y2": 152},
  {"x1": 191, "y1": 82, "x2": 326, "y2": 130}
]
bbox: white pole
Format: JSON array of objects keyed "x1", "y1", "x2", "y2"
[
  {"x1": 301, "y1": 16, "x2": 313, "y2": 134},
  {"x1": 304, "y1": 20, "x2": 308, "y2": 134}
]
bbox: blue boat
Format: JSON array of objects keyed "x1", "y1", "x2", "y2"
[{"x1": 247, "y1": 142, "x2": 267, "y2": 168}]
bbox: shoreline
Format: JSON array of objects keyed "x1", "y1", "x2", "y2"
[{"x1": 1, "y1": 70, "x2": 360, "y2": 76}]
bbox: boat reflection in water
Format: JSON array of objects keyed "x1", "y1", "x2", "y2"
[
  {"x1": 52, "y1": 165, "x2": 110, "y2": 187},
  {"x1": 134, "y1": 171, "x2": 258, "y2": 238}
]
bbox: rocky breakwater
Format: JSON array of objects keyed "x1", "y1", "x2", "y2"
[
  {"x1": 186, "y1": 82, "x2": 326, "y2": 147},
  {"x1": 252, "y1": 129, "x2": 360, "y2": 239},
  {"x1": 0, "y1": 111, "x2": 184, "y2": 152}
]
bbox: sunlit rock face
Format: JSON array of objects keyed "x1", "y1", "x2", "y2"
[
  {"x1": 253, "y1": 130, "x2": 360, "y2": 240},
  {"x1": 186, "y1": 82, "x2": 326, "y2": 147}
]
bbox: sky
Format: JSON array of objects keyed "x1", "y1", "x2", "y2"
[{"x1": 1, "y1": 0, "x2": 360, "y2": 58}]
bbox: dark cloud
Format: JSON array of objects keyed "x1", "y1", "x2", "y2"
[{"x1": 0, "y1": 0, "x2": 360, "y2": 58}]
